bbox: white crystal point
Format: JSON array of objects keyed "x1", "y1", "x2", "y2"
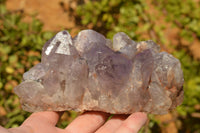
[{"x1": 45, "y1": 30, "x2": 72, "y2": 55}]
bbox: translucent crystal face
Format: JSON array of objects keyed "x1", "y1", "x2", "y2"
[{"x1": 14, "y1": 30, "x2": 184, "y2": 115}]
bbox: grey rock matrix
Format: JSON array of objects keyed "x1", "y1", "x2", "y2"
[{"x1": 14, "y1": 30, "x2": 184, "y2": 115}]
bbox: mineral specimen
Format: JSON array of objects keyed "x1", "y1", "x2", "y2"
[{"x1": 14, "y1": 30, "x2": 184, "y2": 115}]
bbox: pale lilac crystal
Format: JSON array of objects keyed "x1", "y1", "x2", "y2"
[{"x1": 14, "y1": 30, "x2": 184, "y2": 114}]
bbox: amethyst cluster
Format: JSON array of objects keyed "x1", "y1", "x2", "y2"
[{"x1": 15, "y1": 30, "x2": 184, "y2": 114}]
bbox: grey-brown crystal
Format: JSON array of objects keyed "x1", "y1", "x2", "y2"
[{"x1": 14, "y1": 30, "x2": 184, "y2": 115}]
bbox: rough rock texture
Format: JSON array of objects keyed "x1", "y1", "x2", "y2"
[{"x1": 14, "y1": 30, "x2": 184, "y2": 115}]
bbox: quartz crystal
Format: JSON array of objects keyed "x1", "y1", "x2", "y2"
[{"x1": 14, "y1": 30, "x2": 184, "y2": 115}]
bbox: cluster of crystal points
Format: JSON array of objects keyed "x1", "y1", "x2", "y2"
[{"x1": 14, "y1": 30, "x2": 184, "y2": 115}]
